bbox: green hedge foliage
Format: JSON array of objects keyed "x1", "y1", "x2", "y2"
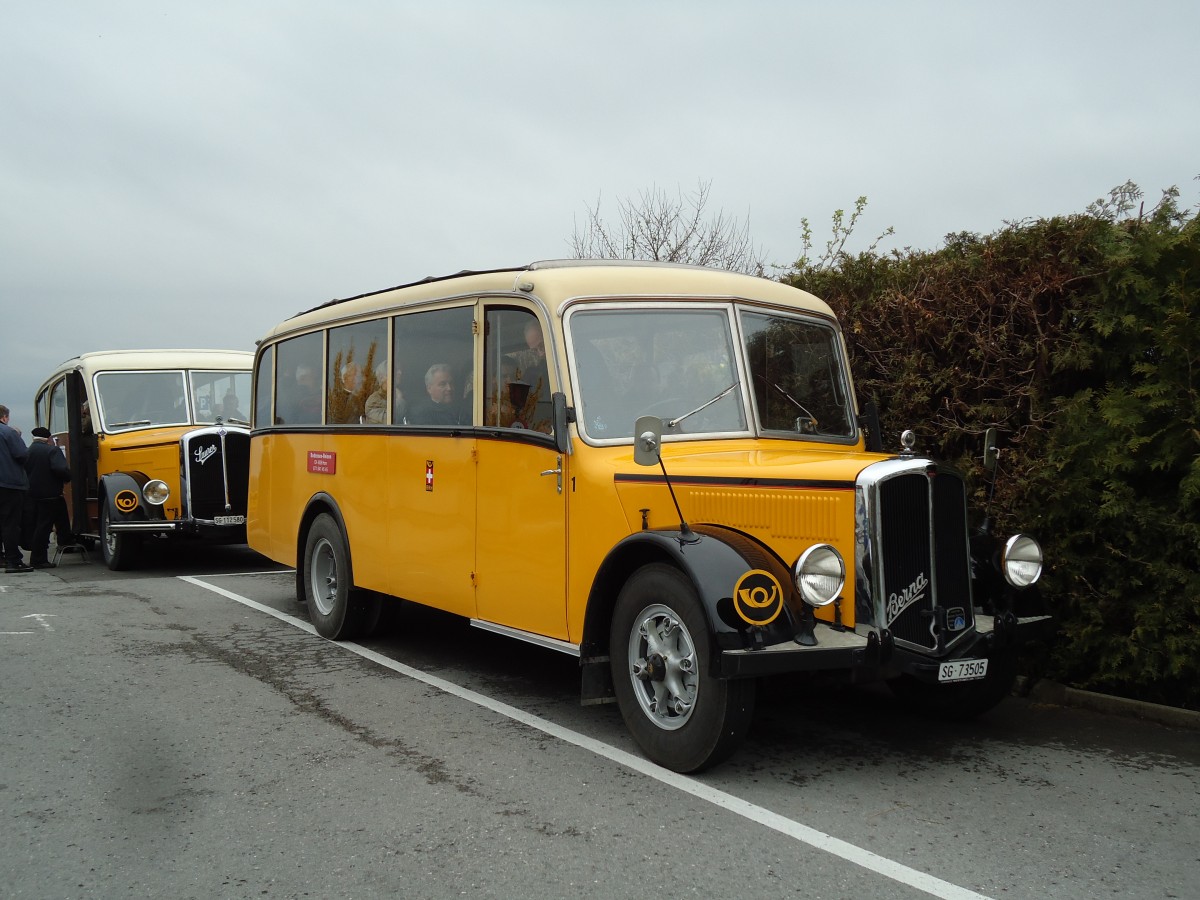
[{"x1": 782, "y1": 185, "x2": 1200, "y2": 710}]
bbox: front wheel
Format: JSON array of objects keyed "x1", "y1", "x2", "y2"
[
  {"x1": 301, "y1": 513, "x2": 381, "y2": 640},
  {"x1": 100, "y1": 503, "x2": 140, "y2": 571},
  {"x1": 610, "y1": 563, "x2": 755, "y2": 773}
]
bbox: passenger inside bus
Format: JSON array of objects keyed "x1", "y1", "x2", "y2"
[
  {"x1": 328, "y1": 361, "x2": 365, "y2": 425},
  {"x1": 396, "y1": 362, "x2": 415, "y2": 427},
  {"x1": 220, "y1": 392, "x2": 246, "y2": 421},
  {"x1": 363, "y1": 362, "x2": 389, "y2": 424},
  {"x1": 409, "y1": 363, "x2": 465, "y2": 426},
  {"x1": 277, "y1": 363, "x2": 321, "y2": 424}
]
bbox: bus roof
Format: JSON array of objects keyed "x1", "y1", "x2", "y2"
[
  {"x1": 264, "y1": 260, "x2": 834, "y2": 341},
  {"x1": 44, "y1": 349, "x2": 255, "y2": 381}
]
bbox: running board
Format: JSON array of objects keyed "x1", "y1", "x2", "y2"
[{"x1": 470, "y1": 619, "x2": 580, "y2": 657}]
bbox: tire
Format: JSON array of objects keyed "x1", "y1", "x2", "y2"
[
  {"x1": 100, "y1": 503, "x2": 140, "y2": 571},
  {"x1": 609, "y1": 563, "x2": 755, "y2": 773},
  {"x1": 301, "y1": 513, "x2": 382, "y2": 640},
  {"x1": 887, "y1": 653, "x2": 1018, "y2": 721}
]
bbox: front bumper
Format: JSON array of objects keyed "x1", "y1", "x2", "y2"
[
  {"x1": 719, "y1": 613, "x2": 1053, "y2": 679},
  {"x1": 106, "y1": 516, "x2": 246, "y2": 535}
]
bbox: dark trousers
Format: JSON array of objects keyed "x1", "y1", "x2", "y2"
[
  {"x1": 0, "y1": 486, "x2": 26, "y2": 566},
  {"x1": 30, "y1": 496, "x2": 72, "y2": 565}
]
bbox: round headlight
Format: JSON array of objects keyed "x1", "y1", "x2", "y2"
[
  {"x1": 1002, "y1": 534, "x2": 1043, "y2": 588},
  {"x1": 793, "y1": 544, "x2": 845, "y2": 607},
  {"x1": 143, "y1": 480, "x2": 171, "y2": 506}
]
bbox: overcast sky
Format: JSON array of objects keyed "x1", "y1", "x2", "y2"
[{"x1": 2, "y1": 1, "x2": 1197, "y2": 431}]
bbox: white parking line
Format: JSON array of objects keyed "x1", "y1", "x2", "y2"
[{"x1": 182, "y1": 573, "x2": 993, "y2": 900}]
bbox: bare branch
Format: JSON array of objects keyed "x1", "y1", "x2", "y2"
[{"x1": 569, "y1": 180, "x2": 768, "y2": 275}]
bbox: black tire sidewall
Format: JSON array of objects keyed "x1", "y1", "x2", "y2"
[
  {"x1": 609, "y1": 563, "x2": 753, "y2": 773},
  {"x1": 303, "y1": 514, "x2": 353, "y2": 639},
  {"x1": 100, "y1": 503, "x2": 137, "y2": 571}
]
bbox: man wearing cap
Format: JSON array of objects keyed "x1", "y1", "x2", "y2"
[
  {"x1": 0, "y1": 404, "x2": 31, "y2": 573},
  {"x1": 25, "y1": 426, "x2": 71, "y2": 569}
]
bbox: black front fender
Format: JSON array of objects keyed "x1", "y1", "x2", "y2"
[
  {"x1": 582, "y1": 524, "x2": 808, "y2": 674},
  {"x1": 99, "y1": 472, "x2": 166, "y2": 523}
]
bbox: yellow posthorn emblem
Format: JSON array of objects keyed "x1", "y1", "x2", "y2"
[
  {"x1": 733, "y1": 569, "x2": 783, "y2": 626},
  {"x1": 114, "y1": 489, "x2": 139, "y2": 513}
]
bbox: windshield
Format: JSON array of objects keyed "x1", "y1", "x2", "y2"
[
  {"x1": 95, "y1": 369, "x2": 252, "y2": 432},
  {"x1": 740, "y1": 310, "x2": 855, "y2": 438},
  {"x1": 570, "y1": 307, "x2": 745, "y2": 441},
  {"x1": 193, "y1": 370, "x2": 253, "y2": 425},
  {"x1": 568, "y1": 304, "x2": 856, "y2": 443}
]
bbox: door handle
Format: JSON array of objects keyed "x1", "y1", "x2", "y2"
[{"x1": 540, "y1": 455, "x2": 563, "y2": 494}]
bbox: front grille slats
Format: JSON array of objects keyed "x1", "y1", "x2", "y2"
[
  {"x1": 875, "y1": 468, "x2": 974, "y2": 653},
  {"x1": 182, "y1": 429, "x2": 250, "y2": 520}
]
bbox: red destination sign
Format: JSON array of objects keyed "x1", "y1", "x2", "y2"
[{"x1": 307, "y1": 451, "x2": 337, "y2": 474}]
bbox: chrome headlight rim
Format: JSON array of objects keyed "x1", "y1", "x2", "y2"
[
  {"x1": 143, "y1": 479, "x2": 171, "y2": 506},
  {"x1": 1001, "y1": 533, "x2": 1043, "y2": 588},
  {"x1": 793, "y1": 543, "x2": 846, "y2": 608}
]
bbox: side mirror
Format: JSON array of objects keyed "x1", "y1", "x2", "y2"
[
  {"x1": 633, "y1": 415, "x2": 662, "y2": 467},
  {"x1": 552, "y1": 392, "x2": 571, "y2": 455},
  {"x1": 983, "y1": 427, "x2": 999, "y2": 472}
]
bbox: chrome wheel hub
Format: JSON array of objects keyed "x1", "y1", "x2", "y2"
[
  {"x1": 310, "y1": 537, "x2": 338, "y2": 617},
  {"x1": 628, "y1": 603, "x2": 698, "y2": 730}
]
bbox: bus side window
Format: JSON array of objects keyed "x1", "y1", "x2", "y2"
[
  {"x1": 327, "y1": 319, "x2": 386, "y2": 426},
  {"x1": 484, "y1": 307, "x2": 552, "y2": 434},
  {"x1": 255, "y1": 345, "x2": 274, "y2": 427},
  {"x1": 395, "y1": 306, "x2": 474, "y2": 427},
  {"x1": 48, "y1": 379, "x2": 69, "y2": 434},
  {"x1": 275, "y1": 332, "x2": 323, "y2": 425}
]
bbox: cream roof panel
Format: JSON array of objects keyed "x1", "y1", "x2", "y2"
[
  {"x1": 48, "y1": 349, "x2": 255, "y2": 381},
  {"x1": 261, "y1": 261, "x2": 834, "y2": 341}
]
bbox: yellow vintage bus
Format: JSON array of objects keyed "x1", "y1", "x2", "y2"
[
  {"x1": 248, "y1": 261, "x2": 1049, "y2": 772},
  {"x1": 35, "y1": 349, "x2": 254, "y2": 570}
]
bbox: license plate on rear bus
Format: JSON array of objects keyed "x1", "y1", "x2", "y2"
[
  {"x1": 939, "y1": 659, "x2": 988, "y2": 683},
  {"x1": 214, "y1": 515, "x2": 245, "y2": 526}
]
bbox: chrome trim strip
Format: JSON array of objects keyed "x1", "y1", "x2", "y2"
[{"x1": 470, "y1": 619, "x2": 581, "y2": 657}]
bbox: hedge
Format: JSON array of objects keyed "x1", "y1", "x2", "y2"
[{"x1": 781, "y1": 184, "x2": 1200, "y2": 710}]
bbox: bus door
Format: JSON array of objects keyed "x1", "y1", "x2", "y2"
[
  {"x1": 382, "y1": 305, "x2": 479, "y2": 619},
  {"x1": 63, "y1": 371, "x2": 98, "y2": 536},
  {"x1": 473, "y1": 307, "x2": 568, "y2": 640}
]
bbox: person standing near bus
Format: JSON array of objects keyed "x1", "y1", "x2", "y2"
[
  {"x1": 25, "y1": 426, "x2": 71, "y2": 568},
  {"x1": 0, "y1": 404, "x2": 31, "y2": 574}
]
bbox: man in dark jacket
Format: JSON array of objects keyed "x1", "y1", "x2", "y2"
[
  {"x1": 25, "y1": 426, "x2": 72, "y2": 568},
  {"x1": 0, "y1": 404, "x2": 31, "y2": 573}
]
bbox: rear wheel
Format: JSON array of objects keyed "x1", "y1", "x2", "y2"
[
  {"x1": 100, "y1": 503, "x2": 140, "y2": 571},
  {"x1": 610, "y1": 563, "x2": 755, "y2": 773},
  {"x1": 301, "y1": 513, "x2": 381, "y2": 640}
]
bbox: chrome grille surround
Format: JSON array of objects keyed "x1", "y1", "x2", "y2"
[
  {"x1": 180, "y1": 425, "x2": 251, "y2": 523},
  {"x1": 854, "y1": 458, "x2": 976, "y2": 655}
]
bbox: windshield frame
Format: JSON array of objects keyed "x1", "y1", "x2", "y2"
[
  {"x1": 735, "y1": 305, "x2": 860, "y2": 445},
  {"x1": 564, "y1": 299, "x2": 860, "y2": 448},
  {"x1": 92, "y1": 368, "x2": 253, "y2": 434}
]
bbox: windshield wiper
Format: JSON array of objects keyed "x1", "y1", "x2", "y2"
[
  {"x1": 107, "y1": 419, "x2": 152, "y2": 428},
  {"x1": 666, "y1": 382, "x2": 740, "y2": 429},
  {"x1": 758, "y1": 376, "x2": 819, "y2": 432}
]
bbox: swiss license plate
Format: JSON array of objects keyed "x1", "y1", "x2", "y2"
[
  {"x1": 214, "y1": 515, "x2": 246, "y2": 526},
  {"x1": 939, "y1": 658, "x2": 988, "y2": 683}
]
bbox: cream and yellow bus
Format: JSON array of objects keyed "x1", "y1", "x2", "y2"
[
  {"x1": 248, "y1": 261, "x2": 1049, "y2": 772},
  {"x1": 35, "y1": 349, "x2": 254, "y2": 570}
]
